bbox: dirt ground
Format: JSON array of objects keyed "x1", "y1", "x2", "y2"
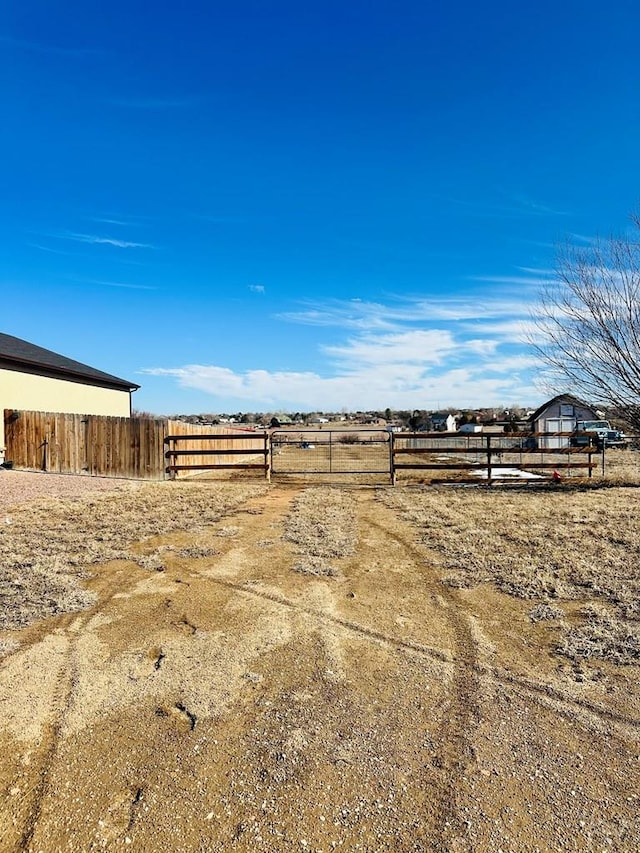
[{"x1": 0, "y1": 479, "x2": 639, "y2": 852}]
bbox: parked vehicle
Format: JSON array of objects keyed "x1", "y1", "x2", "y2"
[{"x1": 570, "y1": 420, "x2": 627, "y2": 449}]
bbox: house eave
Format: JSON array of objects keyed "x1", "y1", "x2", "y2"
[
  {"x1": 0, "y1": 357, "x2": 140, "y2": 393},
  {"x1": 528, "y1": 393, "x2": 592, "y2": 424}
]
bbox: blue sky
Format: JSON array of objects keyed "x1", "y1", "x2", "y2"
[{"x1": 2, "y1": 0, "x2": 640, "y2": 414}]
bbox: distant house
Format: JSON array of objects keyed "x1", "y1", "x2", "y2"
[
  {"x1": 270, "y1": 414, "x2": 293, "y2": 427},
  {"x1": 1, "y1": 332, "x2": 139, "y2": 458},
  {"x1": 529, "y1": 393, "x2": 599, "y2": 448},
  {"x1": 430, "y1": 412, "x2": 458, "y2": 432},
  {"x1": 458, "y1": 422, "x2": 483, "y2": 434}
]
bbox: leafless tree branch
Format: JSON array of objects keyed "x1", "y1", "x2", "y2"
[{"x1": 531, "y1": 217, "x2": 640, "y2": 430}]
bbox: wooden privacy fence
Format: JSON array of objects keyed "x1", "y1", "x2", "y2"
[{"x1": 3, "y1": 410, "x2": 264, "y2": 480}]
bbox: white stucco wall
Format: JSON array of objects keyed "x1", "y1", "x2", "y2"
[{"x1": 1, "y1": 367, "x2": 132, "y2": 453}]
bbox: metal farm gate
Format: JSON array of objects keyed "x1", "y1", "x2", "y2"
[{"x1": 270, "y1": 429, "x2": 393, "y2": 482}]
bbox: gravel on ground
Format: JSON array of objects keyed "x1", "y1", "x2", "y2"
[{"x1": 0, "y1": 469, "x2": 131, "y2": 511}]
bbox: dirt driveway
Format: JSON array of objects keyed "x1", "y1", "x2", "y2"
[{"x1": 1, "y1": 484, "x2": 638, "y2": 852}]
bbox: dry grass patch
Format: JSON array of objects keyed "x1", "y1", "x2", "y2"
[
  {"x1": 292, "y1": 556, "x2": 341, "y2": 578},
  {"x1": 0, "y1": 481, "x2": 266, "y2": 632},
  {"x1": 558, "y1": 603, "x2": 640, "y2": 664},
  {"x1": 284, "y1": 487, "x2": 357, "y2": 576},
  {"x1": 528, "y1": 603, "x2": 565, "y2": 622},
  {"x1": 0, "y1": 637, "x2": 21, "y2": 658},
  {"x1": 381, "y1": 485, "x2": 640, "y2": 664},
  {"x1": 594, "y1": 447, "x2": 640, "y2": 484},
  {"x1": 131, "y1": 543, "x2": 220, "y2": 572}
]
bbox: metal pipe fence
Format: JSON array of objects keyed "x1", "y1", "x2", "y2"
[{"x1": 390, "y1": 431, "x2": 599, "y2": 483}]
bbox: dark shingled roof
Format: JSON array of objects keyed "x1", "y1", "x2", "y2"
[
  {"x1": 0, "y1": 333, "x2": 140, "y2": 391},
  {"x1": 529, "y1": 393, "x2": 594, "y2": 423}
]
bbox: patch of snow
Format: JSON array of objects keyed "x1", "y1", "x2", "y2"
[{"x1": 470, "y1": 467, "x2": 544, "y2": 480}]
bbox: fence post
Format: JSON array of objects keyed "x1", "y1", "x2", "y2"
[
  {"x1": 389, "y1": 431, "x2": 396, "y2": 485},
  {"x1": 265, "y1": 432, "x2": 271, "y2": 482},
  {"x1": 165, "y1": 437, "x2": 177, "y2": 481}
]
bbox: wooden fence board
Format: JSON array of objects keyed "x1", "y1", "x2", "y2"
[{"x1": 3, "y1": 410, "x2": 265, "y2": 480}]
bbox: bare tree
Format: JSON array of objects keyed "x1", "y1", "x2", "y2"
[{"x1": 533, "y1": 215, "x2": 640, "y2": 430}]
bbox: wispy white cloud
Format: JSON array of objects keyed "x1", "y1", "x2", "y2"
[
  {"x1": 323, "y1": 330, "x2": 456, "y2": 367},
  {"x1": 279, "y1": 294, "x2": 530, "y2": 330},
  {"x1": 81, "y1": 278, "x2": 156, "y2": 291},
  {"x1": 465, "y1": 338, "x2": 500, "y2": 357},
  {"x1": 28, "y1": 242, "x2": 77, "y2": 256},
  {"x1": 518, "y1": 266, "x2": 555, "y2": 275},
  {"x1": 460, "y1": 318, "x2": 536, "y2": 343},
  {"x1": 432, "y1": 193, "x2": 568, "y2": 219},
  {"x1": 277, "y1": 303, "x2": 397, "y2": 331},
  {"x1": 249, "y1": 284, "x2": 265, "y2": 294},
  {"x1": 509, "y1": 194, "x2": 569, "y2": 217},
  {"x1": 468, "y1": 274, "x2": 552, "y2": 287},
  {"x1": 63, "y1": 233, "x2": 154, "y2": 249},
  {"x1": 408, "y1": 299, "x2": 530, "y2": 322},
  {"x1": 475, "y1": 353, "x2": 539, "y2": 373},
  {"x1": 89, "y1": 216, "x2": 138, "y2": 227},
  {"x1": 569, "y1": 233, "x2": 600, "y2": 246}
]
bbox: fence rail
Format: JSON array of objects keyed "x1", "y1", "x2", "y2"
[
  {"x1": 390, "y1": 431, "x2": 598, "y2": 483},
  {"x1": 164, "y1": 432, "x2": 270, "y2": 479}
]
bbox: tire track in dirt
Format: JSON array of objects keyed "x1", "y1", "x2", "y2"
[
  {"x1": 6, "y1": 564, "x2": 165, "y2": 853},
  {"x1": 13, "y1": 644, "x2": 75, "y2": 853},
  {"x1": 10, "y1": 624, "x2": 99, "y2": 852},
  {"x1": 363, "y1": 496, "x2": 640, "y2": 742},
  {"x1": 4, "y1": 489, "x2": 300, "y2": 853},
  {"x1": 364, "y1": 494, "x2": 640, "y2": 738},
  {"x1": 371, "y1": 500, "x2": 640, "y2": 739},
  {"x1": 198, "y1": 573, "x2": 640, "y2": 737},
  {"x1": 205, "y1": 485, "x2": 457, "y2": 850},
  {"x1": 369, "y1": 493, "x2": 640, "y2": 739},
  {"x1": 201, "y1": 576, "x2": 451, "y2": 662},
  {"x1": 184, "y1": 485, "x2": 481, "y2": 849},
  {"x1": 361, "y1": 499, "x2": 482, "y2": 851},
  {"x1": 488, "y1": 666, "x2": 640, "y2": 735},
  {"x1": 201, "y1": 486, "x2": 482, "y2": 850},
  {"x1": 160, "y1": 484, "x2": 640, "y2": 747},
  {"x1": 196, "y1": 485, "x2": 640, "y2": 739}
]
